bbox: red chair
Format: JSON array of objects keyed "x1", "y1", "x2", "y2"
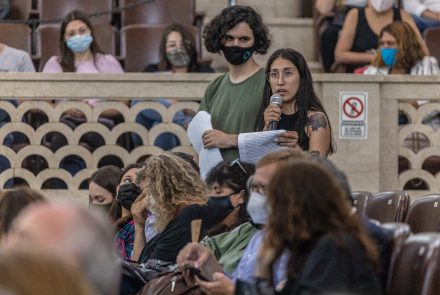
[
  {"x1": 10, "y1": 0, "x2": 32, "y2": 19},
  {"x1": 0, "y1": 23, "x2": 32, "y2": 54},
  {"x1": 119, "y1": 0, "x2": 195, "y2": 27},
  {"x1": 351, "y1": 191, "x2": 372, "y2": 215},
  {"x1": 37, "y1": 0, "x2": 113, "y2": 24},
  {"x1": 120, "y1": 24, "x2": 200, "y2": 72},
  {"x1": 388, "y1": 233, "x2": 440, "y2": 295},
  {"x1": 405, "y1": 194, "x2": 440, "y2": 233},
  {"x1": 424, "y1": 27, "x2": 440, "y2": 64},
  {"x1": 365, "y1": 191, "x2": 410, "y2": 223}
]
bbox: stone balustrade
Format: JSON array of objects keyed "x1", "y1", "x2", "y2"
[{"x1": 0, "y1": 73, "x2": 438, "y2": 202}]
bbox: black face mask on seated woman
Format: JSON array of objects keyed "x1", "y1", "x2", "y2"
[
  {"x1": 116, "y1": 183, "x2": 142, "y2": 210},
  {"x1": 207, "y1": 193, "x2": 238, "y2": 221}
]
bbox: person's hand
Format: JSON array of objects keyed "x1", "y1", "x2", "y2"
[
  {"x1": 177, "y1": 243, "x2": 214, "y2": 268},
  {"x1": 131, "y1": 193, "x2": 147, "y2": 226},
  {"x1": 196, "y1": 272, "x2": 235, "y2": 295},
  {"x1": 263, "y1": 104, "x2": 281, "y2": 130},
  {"x1": 202, "y1": 129, "x2": 238, "y2": 149},
  {"x1": 276, "y1": 131, "x2": 300, "y2": 148},
  {"x1": 177, "y1": 243, "x2": 223, "y2": 280}
]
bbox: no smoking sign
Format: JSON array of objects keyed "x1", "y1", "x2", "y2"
[{"x1": 339, "y1": 92, "x2": 368, "y2": 139}]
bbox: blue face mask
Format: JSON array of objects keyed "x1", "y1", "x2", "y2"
[
  {"x1": 66, "y1": 34, "x2": 93, "y2": 53},
  {"x1": 380, "y1": 48, "x2": 398, "y2": 68}
]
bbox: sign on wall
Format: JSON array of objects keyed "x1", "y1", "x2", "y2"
[{"x1": 339, "y1": 92, "x2": 368, "y2": 139}]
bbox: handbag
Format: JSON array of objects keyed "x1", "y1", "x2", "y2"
[
  {"x1": 120, "y1": 259, "x2": 174, "y2": 295},
  {"x1": 138, "y1": 265, "x2": 205, "y2": 295}
]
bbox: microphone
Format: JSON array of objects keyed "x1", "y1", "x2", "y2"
[{"x1": 268, "y1": 93, "x2": 282, "y2": 131}]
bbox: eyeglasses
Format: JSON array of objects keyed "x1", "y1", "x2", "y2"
[
  {"x1": 250, "y1": 183, "x2": 267, "y2": 195},
  {"x1": 230, "y1": 159, "x2": 248, "y2": 175},
  {"x1": 266, "y1": 68, "x2": 296, "y2": 83}
]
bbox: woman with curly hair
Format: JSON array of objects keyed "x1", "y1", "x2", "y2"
[
  {"x1": 199, "y1": 5, "x2": 271, "y2": 162},
  {"x1": 232, "y1": 159, "x2": 381, "y2": 294},
  {"x1": 136, "y1": 153, "x2": 217, "y2": 263},
  {"x1": 363, "y1": 21, "x2": 439, "y2": 74}
]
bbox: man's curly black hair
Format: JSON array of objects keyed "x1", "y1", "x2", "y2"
[{"x1": 203, "y1": 5, "x2": 271, "y2": 54}]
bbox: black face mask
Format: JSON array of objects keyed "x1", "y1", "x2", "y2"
[
  {"x1": 117, "y1": 183, "x2": 142, "y2": 210},
  {"x1": 207, "y1": 194, "x2": 236, "y2": 221},
  {"x1": 222, "y1": 45, "x2": 254, "y2": 66}
]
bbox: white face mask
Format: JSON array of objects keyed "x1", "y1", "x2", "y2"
[
  {"x1": 370, "y1": 0, "x2": 395, "y2": 13},
  {"x1": 246, "y1": 192, "x2": 269, "y2": 225}
]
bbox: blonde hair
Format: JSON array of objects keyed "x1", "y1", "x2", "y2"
[
  {"x1": 0, "y1": 250, "x2": 94, "y2": 295},
  {"x1": 373, "y1": 21, "x2": 425, "y2": 71},
  {"x1": 137, "y1": 153, "x2": 207, "y2": 231}
]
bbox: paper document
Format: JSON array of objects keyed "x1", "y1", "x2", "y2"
[
  {"x1": 187, "y1": 111, "x2": 223, "y2": 178},
  {"x1": 238, "y1": 130, "x2": 286, "y2": 164}
]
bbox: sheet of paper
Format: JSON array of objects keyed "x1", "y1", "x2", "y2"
[
  {"x1": 238, "y1": 130, "x2": 286, "y2": 164},
  {"x1": 187, "y1": 111, "x2": 223, "y2": 178}
]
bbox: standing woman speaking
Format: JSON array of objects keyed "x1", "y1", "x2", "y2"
[{"x1": 256, "y1": 48, "x2": 335, "y2": 157}]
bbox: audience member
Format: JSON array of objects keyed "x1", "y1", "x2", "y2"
[
  {"x1": 181, "y1": 159, "x2": 381, "y2": 295},
  {"x1": 256, "y1": 48, "x2": 335, "y2": 157},
  {"x1": 199, "y1": 5, "x2": 271, "y2": 162},
  {"x1": 316, "y1": 0, "x2": 367, "y2": 72},
  {"x1": 404, "y1": 0, "x2": 440, "y2": 31},
  {"x1": 109, "y1": 163, "x2": 143, "y2": 260},
  {"x1": 232, "y1": 159, "x2": 381, "y2": 294},
  {"x1": 0, "y1": 42, "x2": 36, "y2": 178},
  {"x1": 0, "y1": 43, "x2": 35, "y2": 73},
  {"x1": 334, "y1": 0, "x2": 426, "y2": 72},
  {"x1": 363, "y1": 21, "x2": 439, "y2": 74},
  {"x1": 205, "y1": 160, "x2": 255, "y2": 237},
  {"x1": 134, "y1": 153, "x2": 219, "y2": 263},
  {"x1": 178, "y1": 150, "x2": 307, "y2": 279},
  {"x1": 89, "y1": 165, "x2": 123, "y2": 213},
  {"x1": 41, "y1": 10, "x2": 125, "y2": 177},
  {"x1": 3, "y1": 201, "x2": 121, "y2": 295},
  {"x1": 133, "y1": 23, "x2": 214, "y2": 150},
  {"x1": 0, "y1": 250, "x2": 94, "y2": 295},
  {"x1": 0, "y1": 188, "x2": 46, "y2": 243}
]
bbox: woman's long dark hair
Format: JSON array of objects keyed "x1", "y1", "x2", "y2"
[
  {"x1": 265, "y1": 159, "x2": 378, "y2": 279},
  {"x1": 108, "y1": 163, "x2": 139, "y2": 227},
  {"x1": 256, "y1": 48, "x2": 335, "y2": 154},
  {"x1": 158, "y1": 23, "x2": 199, "y2": 72},
  {"x1": 59, "y1": 10, "x2": 103, "y2": 72}
]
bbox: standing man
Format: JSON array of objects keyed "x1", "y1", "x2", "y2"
[{"x1": 199, "y1": 5, "x2": 271, "y2": 162}]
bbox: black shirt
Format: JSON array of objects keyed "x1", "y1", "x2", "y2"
[
  {"x1": 138, "y1": 204, "x2": 217, "y2": 263},
  {"x1": 278, "y1": 112, "x2": 309, "y2": 151}
]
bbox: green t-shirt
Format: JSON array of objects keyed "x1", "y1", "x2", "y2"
[
  {"x1": 202, "y1": 222, "x2": 258, "y2": 273},
  {"x1": 199, "y1": 68, "x2": 265, "y2": 162}
]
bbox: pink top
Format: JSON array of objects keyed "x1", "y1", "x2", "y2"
[{"x1": 42, "y1": 54, "x2": 124, "y2": 105}]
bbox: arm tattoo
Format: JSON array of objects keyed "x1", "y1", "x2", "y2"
[{"x1": 307, "y1": 113, "x2": 328, "y2": 132}]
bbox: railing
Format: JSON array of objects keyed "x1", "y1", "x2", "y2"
[{"x1": 0, "y1": 73, "x2": 439, "y2": 201}]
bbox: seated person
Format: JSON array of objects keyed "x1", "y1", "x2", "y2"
[
  {"x1": 133, "y1": 23, "x2": 214, "y2": 150},
  {"x1": 334, "y1": 0, "x2": 427, "y2": 72},
  {"x1": 316, "y1": 0, "x2": 367, "y2": 72},
  {"x1": 41, "y1": 10, "x2": 125, "y2": 179},
  {"x1": 403, "y1": 0, "x2": 440, "y2": 32},
  {"x1": 179, "y1": 158, "x2": 383, "y2": 295},
  {"x1": 0, "y1": 42, "x2": 35, "y2": 181},
  {"x1": 362, "y1": 21, "x2": 438, "y2": 74}
]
